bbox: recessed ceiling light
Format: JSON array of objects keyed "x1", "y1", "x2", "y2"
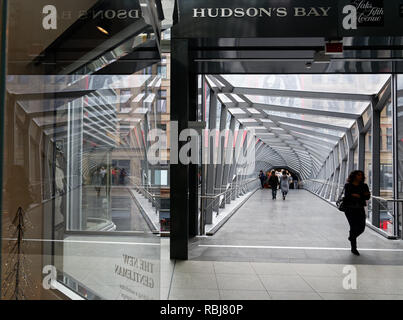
[{"x1": 97, "y1": 26, "x2": 109, "y2": 35}]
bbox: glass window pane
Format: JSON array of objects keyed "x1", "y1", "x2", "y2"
[
  {"x1": 278, "y1": 122, "x2": 345, "y2": 137},
  {"x1": 365, "y1": 127, "x2": 372, "y2": 221},
  {"x1": 223, "y1": 74, "x2": 390, "y2": 95},
  {"x1": 2, "y1": 0, "x2": 162, "y2": 300},
  {"x1": 247, "y1": 94, "x2": 369, "y2": 115},
  {"x1": 262, "y1": 109, "x2": 355, "y2": 128},
  {"x1": 396, "y1": 76, "x2": 403, "y2": 236}
]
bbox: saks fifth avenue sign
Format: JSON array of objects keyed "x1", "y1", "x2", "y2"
[
  {"x1": 342, "y1": 0, "x2": 384, "y2": 30},
  {"x1": 192, "y1": 7, "x2": 332, "y2": 18}
]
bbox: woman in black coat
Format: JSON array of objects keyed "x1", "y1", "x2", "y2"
[{"x1": 343, "y1": 170, "x2": 371, "y2": 256}]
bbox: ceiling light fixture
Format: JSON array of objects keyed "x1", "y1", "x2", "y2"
[{"x1": 97, "y1": 26, "x2": 109, "y2": 35}]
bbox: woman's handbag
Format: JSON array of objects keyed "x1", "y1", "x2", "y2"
[{"x1": 336, "y1": 186, "x2": 346, "y2": 212}]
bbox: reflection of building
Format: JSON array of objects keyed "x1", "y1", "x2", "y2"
[
  {"x1": 3, "y1": 0, "x2": 403, "y2": 303},
  {"x1": 113, "y1": 67, "x2": 162, "y2": 189},
  {"x1": 364, "y1": 103, "x2": 393, "y2": 196},
  {"x1": 107, "y1": 55, "x2": 171, "y2": 232},
  {"x1": 380, "y1": 103, "x2": 393, "y2": 197},
  {"x1": 362, "y1": 102, "x2": 393, "y2": 231},
  {"x1": 1, "y1": 0, "x2": 165, "y2": 300},
  {"x1": 158, "y1": 53, "x2": 171, "y2": 165}
]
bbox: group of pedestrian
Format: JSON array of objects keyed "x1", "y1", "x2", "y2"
[
  {"x1": 259, "y1": 170, "x2": 294, "y2": 200},
  {"x1": 259, "y1": 168, "x2": 371, "y2": 256},
  {"x1": 111, "y1": 167, "x2": 127, "y2": 185},
  {"x1": 92, "y1": 166, "x2": 128, "y2": 197}
]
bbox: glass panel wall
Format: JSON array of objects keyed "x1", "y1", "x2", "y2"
[
  {"x1": 379, "y1": 100, "x2": 394, "y2": 233},
  {"x1": 353, "y1": 145, "x2": 359, "y2": 170},
  {"x1": 397, "y1": 75, "x2": 403, "y2": 238},
  {"x1": 223, "y1": 74, "x2": 390, "y2": 95},
  {"x1": 365, "y1": 127, "x2": 373, "y2": 221},
  {"x1": 210, "y1": 73, "x2": 398, "y2": 238},
  {"x1": 1, "y1": 0, "x2": 163, "y2": 300}
]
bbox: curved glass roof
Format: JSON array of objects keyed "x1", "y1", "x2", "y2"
[
  {"x1": 222, "y1": 74, "x2": 390, "y2": 95},
  {"x1": 245, "y1": 95, "x2": 368, "y2": 115},
  {"x1": 211, "y1": 74, "x2": 391, "y2": 179}
]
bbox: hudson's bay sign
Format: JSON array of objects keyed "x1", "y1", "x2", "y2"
[
  {"x1": 192, "y1": 7, "x2": 332, "y2": 18},
  {"x1": 173, "y1": 0, "x2": 402, "y2": 38}
]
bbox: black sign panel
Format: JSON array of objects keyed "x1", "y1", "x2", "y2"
[
  {"x1": 352, "y1": 0, "x2": 384, "y2": 27},
  {"x1": 173, "y1": 0, "x2": 338, "y2": 38},
  {"x1": 32, "y1": 0, "x2": 154, "y2": 74},
  {"x1": 173, "y1": 0, "x2": 403, "y2": 39},
  {"x1": 338, "y1": 0, "x2": 403, "y2": 36}
]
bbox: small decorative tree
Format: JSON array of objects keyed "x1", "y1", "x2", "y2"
[{"x1": 2, "y1": 206, "x2": 35, "y2": 300}]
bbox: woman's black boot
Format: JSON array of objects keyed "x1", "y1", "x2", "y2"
[{"x1": 350, "y1": 238, "x2": 360, "y2": 256}]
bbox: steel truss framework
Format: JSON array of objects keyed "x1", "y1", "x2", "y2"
[
  {"x1": 200, "y1": 73, "x2": 399, "y2": 238},
  {"x1": 199, "y1": 75, "x2": 260, "y2": 230}
]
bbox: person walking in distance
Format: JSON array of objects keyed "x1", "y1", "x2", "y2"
[
  {"x1": 295, "y1": 177, "x2": 299, "y2": 189},
  {"x1": 268, "y1": 170, "x2": 280, "y2": 199},
  {"x1": 92, "y1": 168, "x2": 102, "y2": 197},
  {"x1": 119, "y1": 168, "x2": 127, "y2": 185},
  {"x1": 280, "y1": 171, "x2": 290, "y2": 200},
  {"x1": 343, "y1": 170, "x2": 371, "y2": 256},
  {"x1": 100, "y1": 167, "x2": 107, "y2": 185},
  {"x1": 258, "y1": 170, "x2": 266, "y2": 189},
  {"x1": 111, "y1": 167, "x2": 117, "y2": 185}
]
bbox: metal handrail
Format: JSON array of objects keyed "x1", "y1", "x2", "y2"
[
  {"x1": 303, "y1": 179, "x2": 345, "y2": 189},
  {"x1": 305, "y1": 179, "x2": 396, "y2": 200},
  {"x1": 371, "y1": 196, "x2": 403, "y2": 203},
  {"x1": 199, "y1": 178, "x2": 259, "y2": 235},
  {"x1": 306, "y1": 179, "x2": 400, "y2": 237},
  {"x1": 136, "y1": 187, "x2": 169, "y2": 200},
  {"x1": 370, "y1": 195, "x2": 401, "y2": 238},
  {"x1": 201, "y1": 178, "x2": 259, "y2": 200},
  {"x1": 134, "y1": 178, "x2": 258, "y2": 201}
]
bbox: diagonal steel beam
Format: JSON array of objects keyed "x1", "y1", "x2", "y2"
[
  {"x1": 267, "y1": 114, "x2": 349, "y2": 132},
  {"x1": 213, "y1": 75, "x2": 373, "y2": 102},
  {"x1": 251, "y1": 102, "x2": 360, "y2": 119}
]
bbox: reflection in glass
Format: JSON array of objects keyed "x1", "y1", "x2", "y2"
[
  {"x1": 365, "y1": 127, "x2": 372, "y2": 221},
  {"x1": 397, "y1": 76, "x2": 403, "y2": 238}
]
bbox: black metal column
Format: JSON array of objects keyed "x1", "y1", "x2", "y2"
[
  {"x1": 170, "y1": 38, "x2": 195, "y2": 259},
  {"x1": 0, "y1": 0, "x2": 8, "y2": 299},
  {"x1": 188, "y1": 65, "x2": 198, "y2": 238},
  {"x1": 213, "y1": 104, "x2": 227, "y2": 212},
  {"x1": 372, "y1": 103, "x2": 381, "y2": 228},
  {"x1": 391, "y1": 74, "x2": 401, "y2": 238},
  {"x1": 357, "y1": 117, "x2": 366, "y2": 171},
  {"x1": 205, "y1": 90, "x2": 217, "y2": 223}
]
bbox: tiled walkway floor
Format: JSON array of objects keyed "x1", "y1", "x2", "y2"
[
  {"x1": 190, "y1": 189, "x2": 403, "y2": 265},
  {"x1": 56, "y1": 189, "x2": 403, "y2": 300},
  {"x1": 161, "y1": 189, "x2": 403, "y2": 300},
  {"x1": 162, "y1": 252, "x2": 403, "y2": 300},
  {"x1": 161, "y1": 239, "x2": 403, "y2": 300}
]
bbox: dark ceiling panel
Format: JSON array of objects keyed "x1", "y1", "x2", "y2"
[{"x1": 26, "y1": 0, "x2": 163, "y2": 75}]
